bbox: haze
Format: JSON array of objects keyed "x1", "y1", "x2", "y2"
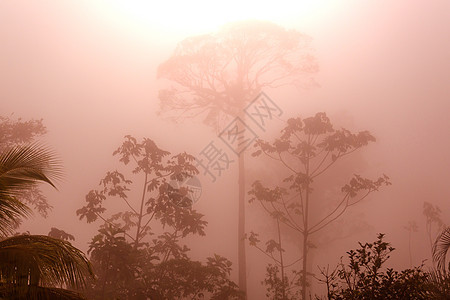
[{"x1": 1, "y1": 0, "x2": 449, "y2": 299}]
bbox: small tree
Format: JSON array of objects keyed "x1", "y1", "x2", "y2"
[
  {"x1": 249, "y1": 112, "x2": 390, "y2": 299},
  {"x1": 77, "y1": 135, "x2": 241, "y2": 299}
]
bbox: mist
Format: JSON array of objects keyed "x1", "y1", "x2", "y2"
[{"x1": 1, "y1": 0, "x2": 449, "y2": 299}]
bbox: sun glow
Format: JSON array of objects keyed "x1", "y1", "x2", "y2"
[{"x1": 89, "y1": 0, "x2": 338, "y2": 38}]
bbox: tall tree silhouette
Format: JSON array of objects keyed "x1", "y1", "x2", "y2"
[{"x1": 158, "y1": 20, "x2": 318, "y2": 295}]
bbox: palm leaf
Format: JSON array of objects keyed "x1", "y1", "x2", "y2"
[
  {"x1": 0, "y1": 195, "x2": 30, "y2": 236},
  {"x1": 425, "y1": 268, "x2": 450, "y2": 298},
  {"x1": 0, "y1": 143, "x2": 62, "y2": 235},
  {"x1": 0, "y1": 144, "x2": 93, "y2": 297},
  {"x1": 433, "y1": 226, "x2": 450, "y2": 271},
  {"x1": 0, "y1": 143, "x2": 62, "y2": 193},
  {"x1": 0, "y1": 282, "x2": 88, "y2": 299},
  {"x1": 0, "y1": 235, "x2": 94, "y2": 289}
]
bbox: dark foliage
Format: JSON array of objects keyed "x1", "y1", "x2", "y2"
[
  {"x1": 78, "y1": 136, "x2": 242, "y2": 299},
  {"x1": 316, "y1": 234, "x2": 450, "y2": 300}
]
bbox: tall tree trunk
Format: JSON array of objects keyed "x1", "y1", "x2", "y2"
[
  {"x1": 408, "y1": 229, "x2": 413, "y2": 267},
  {"x1": 235, "y1": 90, "x2": 248, "y2": 297},
  {"x1": 238, "y1": 150, "x2": 247, "y2": 297},
  {"x1": 302, "y1": 231, "x2": 308, "y2": 300},
  {"x1": 277, "y1": 218, "x2": 286, "y2": 299},
  {"x1": 302, "y1": 149, "x2": 311, "y2": 300},
  {"x1": 134, "y1": 172, "x2": 148, "y2": 249},
  {"x1": 306, "y1": 243, "x2": 316, "y2": 296}
]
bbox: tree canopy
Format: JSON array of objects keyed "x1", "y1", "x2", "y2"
[{"x1": 158, "y1": 20, "x2": 318, "y2": 128}]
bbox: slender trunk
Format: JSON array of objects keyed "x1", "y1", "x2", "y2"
[
  {"x1": 302, "y1": 150, "x2": 311, "y2": 300},
  {"x1": 238, "y1": 150, "x2": 247, "y2": 297},
  {"x1": 408, "y1": 230, "x2": 412, "y2": 267},
  {"x1": 134, "y1": 172, "x2": 148, "y2": 249},
  {"x1": 277, "y1": 219, "x2": 286, "y2": 299},
  {"x1": 234, "y1": 92, "x2": 248, "y2": 298},
  {"x1": 306, "y1": 245, "x2": 316, "y2": 296},
  {"x1": 302, "y1": 231, "x2": 309, "y2": 300}
]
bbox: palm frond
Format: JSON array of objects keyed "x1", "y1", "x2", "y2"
[
  {"x1": 0, "y1": 282, "x2": 87, "y2": 300},
  {"x1": 0, "y1": 283, "x2": 86, "y2": 300},
  {"x1": 433, "y1": 226, "x2": 450, "y2": 271},
  {"x1": 0, "y1": 235, "x2": 94, "y2": 289},
  {"x1": 425, "y1": 268, "x2": 450, "y2": 298},
  {"x1": 0, "y1": 143, "x2": 62, "y2": 195},
  {"x1": 0, "y1": 143, "x2": 62, "y2": 236},
  {"x1": 0, "y1": 195, "x2": 30, "y2": 236}
]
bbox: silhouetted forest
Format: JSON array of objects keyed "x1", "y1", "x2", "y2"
[{"x1": 1, "y1": 1, "x2": 450, "y2": 299}]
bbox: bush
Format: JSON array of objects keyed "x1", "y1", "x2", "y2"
[{"x1": 316, "y1": 234, "x2": 449, "y2": 299}]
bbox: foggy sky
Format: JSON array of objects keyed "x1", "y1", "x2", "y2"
[{"x1": 1, "y1": 1, "x2": 449, "y2": 298}]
